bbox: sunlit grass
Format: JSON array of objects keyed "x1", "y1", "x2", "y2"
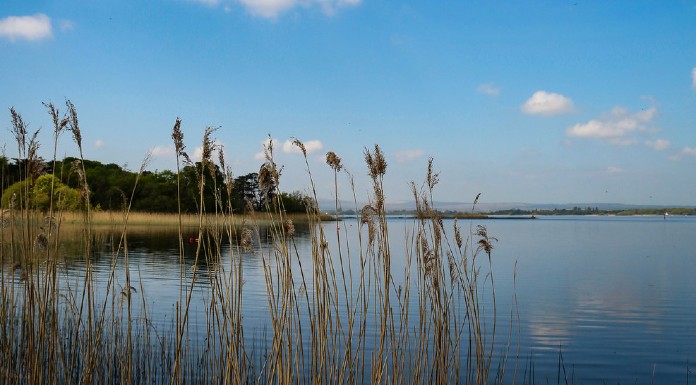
[{"x1": 55, "y1": 210, "x2": 322, "y2": 228}]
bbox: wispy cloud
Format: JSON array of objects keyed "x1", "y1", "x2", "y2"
[
  {"x1": 606, "y1": 166, "x2": 623, "y2": 174},
  {"x1": 151, "y1": 145, "x2": 175, "y2": 157},
  {"x1": 566, "y1": 106, "x2": 658, "y2": 145},
  {"x1": 282, "y1": 139, "x2": 323, "y2": 154},
  {"x1": 394, "y1": 149, "x2": 425, "y2": 163},
  {"x1": 95, "y1": 139, "x2": 105, "y2": 148},
  {"x1": 0, "y1": 14, "x2": 52, "y2": 42},
  {"x1": 477, "y1": 83, "x2": 501, "y2": 96},
  {"x1": 521, "y1": 91, "x2": 574, "y2": 116},
  {"x1": 671, "y1": 146, "x2": 696, "y2": 161},
  {"x1": 238, "y1": 0, "x2": 298, "y2": 18},
  {"x1": 645, "y1": 139, "x2": 670, "y2": 151},
  {"x1": 189, "y1": 0, "x2": 221, "y2": 6},
  {"x1": 692, "y1": 67, "x2": 696, "y2": 89},
  {"x1": 681, "y1": 147, "x2": 696, "y2": 157},
  {"x1": 58, "y1": 19, "x2": 74, "y2": 32},
  {"x1": 192, "y1": 0, "x2": 362, "y2": 18}
]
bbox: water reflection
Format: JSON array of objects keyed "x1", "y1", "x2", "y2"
[
  {"x1": 3, "y1": 216, "x2": 696, "y2": 383},
  {"x1": 488, "y1": 216, "x2": 696, "y2": 384}
]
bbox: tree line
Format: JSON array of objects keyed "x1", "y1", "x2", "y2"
[
  {"x1": 489, "y1": 206, "x2": 696, "y2": 216},
  {"x1": 0, "y1": 155, "x2": 310, "y2": 214}
]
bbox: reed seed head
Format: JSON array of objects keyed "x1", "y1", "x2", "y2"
[
  {"x1": 360, "y1": 205, "x2": 376, "y2": 224},
  {"x1": 224, "y1": 165, "x2": 234, "y2": 198},
  {"x1": 367, "y1": 221, "x2": 376, "y2": 249},
  {"x1": 454, "y1": 219, "x2": 463, "y2": 249},
  {"x1": 475, "y1": 224, "x2": 497, "y2": 255},
  {"x1": 283, "y1": 219, "x2": 295, "y2": 237},
  {"x1": 171, "y1": 118, "x2": 185, "y2": 156},
  {"x1": 27, "y1": 129, "x2": 45, "y2": 180},
  {"x1": 263, "y1": 134, "x2": 275, "y2": 163},
  {"x1": 478, "y1": 238, "x2": 494, "y2": 255},
  {"x1": 472, "y1": 192, "x2": 481, "y2": 212},
  {"x1": 43, "y1": 101, "x2": 69, "y2": 137},
  {"x1": 366, "y1": 144, "x2": 387, "y2": 178},
  {"x1": 217, "y1": 144, "x2": 226, "y2": 172},
  {"x1": 66, "y1": 100, "x2": 82, "y2": 149},
  {"x1": 201, "y1": 126, "x2": 220, "y2": 177},
  {"x1": 70, "y1": 159, "x2": 90, "y2": 203},
  {"x1": 240, "y1": 227, "x2": 253, "y2": 252},
  {"x1": 292, "y1": 138, "x2": 307, "y2": 157},
  {"x1": 258, "y1": 162, "x2": 279, "y2": 196},
  {"x1": 9, "y1": 107, "x2": 27, "y2": 150},
  {"x1": 34, "y1": 233, "x2": 48, "y2": 252},
  {"x1": 326, "y1": 151, "x2": 342, "y2": 172},
  {"x1": 426, "y1": 157, "x2": 439, "y2": 191}
]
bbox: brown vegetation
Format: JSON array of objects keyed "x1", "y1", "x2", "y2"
[{"x1": 0, "y1": 102, "x2": 516, "y2": 384}]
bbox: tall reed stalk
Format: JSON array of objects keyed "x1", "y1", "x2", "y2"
[{"x1": 1, "y1": 102, "x2": 517, "y2": 384}]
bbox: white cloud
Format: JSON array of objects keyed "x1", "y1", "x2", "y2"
[
  {"x1": 95, "y1": 139, "x2": 105, "y2": 148},
  {"x1": 692, "y1": 67, "x2": 696, "y2": 89},
  {"x1": 521, "y1": 91, "x2": 574, "y2": 116},
  {"x1": 394, "y1": 149, "x2": 425, "y2": 163},
  {"x1": 645, "y1": 139, "x2": 670, "y2": 151},
  {"x1": 0, "y1": 14, "x2": 52, "y2": 42},
  {"x1": 151, "y1": 145, "x2": 175, "y2": 157},
  {"x1": 477, "y1": 84, "x2": 501, "y2": 96},
  {"x1": 194, "y1": 0, "x2": 361, "y2": 18},
  {"x1": 606, "y1": 166, "x2": 623, "y2": 174},
  {"x1": 566, "y1": 106, "x2": 657, "y2": 145},
  {"x1": 190, "y1": 0, "x2": 221, "y2": 6},
  {"x1": 194, "y1": 147, "x2": 205, "y2": 161},
  {"x1": 238, "y1": 0, "x2": 299, "y2": 18},
  {"x1": 254, "y1": 137, "x2": 279, "y2": 160},
  {"x1": 282, "y1": 139, "x2": 323, "y2": 154},
  {"x1": 682, "y1": 147, "x2": 696, "y2": 157}
]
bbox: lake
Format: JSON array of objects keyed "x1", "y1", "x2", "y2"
[
  {"x1": 4, "y1": 215, "x2": 695, "y2": 384},
  {"x1": 491, "y1": 215, "x2": 696, "y2": 384}
]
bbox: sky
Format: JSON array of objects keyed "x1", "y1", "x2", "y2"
[{"x1": 1, "y1": 0, "x2": 696, "y2": 206}]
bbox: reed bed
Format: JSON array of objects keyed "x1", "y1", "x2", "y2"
[
  {"x1": 53, "y1": 211, "x2": 324, "y2": 228},
  {"x1": 1, "y1": 102, "x2": 517, "y2": 384}
]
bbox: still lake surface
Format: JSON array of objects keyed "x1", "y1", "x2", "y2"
[{"x1": 51, "y1": 215, "x2": 696, "y2": 383}]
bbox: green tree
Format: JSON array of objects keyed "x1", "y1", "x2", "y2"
[
  {"x1": 275, "y1": 191, "x2": 310, "y2": 213},
  {"x1": 1, "y1": 174, "x2": 81, "y2": 211},
  {"x1": 234, "y1": 173, "x2": 260, "y2": 212}
]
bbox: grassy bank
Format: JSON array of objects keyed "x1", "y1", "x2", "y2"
[{"x1": 52, "y1": 210, "x2": 333, "y2": 228}]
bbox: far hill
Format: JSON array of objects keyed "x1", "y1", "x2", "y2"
[{"x1": 317, "y1": 199, "x2": 696, "y2": 215}]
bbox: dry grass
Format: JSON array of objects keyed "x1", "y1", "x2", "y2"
[
  {"x1": 1, "y1": 103, "x2": 517, "y2": 385},
  {"x1": 52, "y1": 211, "x2": 324, "y2": 228}
]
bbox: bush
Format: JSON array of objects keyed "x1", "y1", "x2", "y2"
[{"x1": 1, "y1": 174, "x2": 82, "y2": 211}]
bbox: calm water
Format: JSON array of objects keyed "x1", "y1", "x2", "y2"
[
  {"x1": 9, "y1": 215, "x2": 696, "y2": 383},
  {"x1": 491, "y1": 215, "x2": 696, "y2": 384}
]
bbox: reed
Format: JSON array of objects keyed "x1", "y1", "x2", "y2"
[
  {"x1": 55, "y1": 210, "x2": 317, "y2": 228},
  {"x1": 1, "y1": 102, "x2": 517, "y2": 384}
]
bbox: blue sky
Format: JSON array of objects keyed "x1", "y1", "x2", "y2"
[{"x1": 2, "y1": 0, "x2": 696, "y2": 206}]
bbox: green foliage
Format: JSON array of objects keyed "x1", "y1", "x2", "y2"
[
  {"x1": 1, "y1": 174, "x2": 82, "y2": 211},
  {"x1": 0, "y1": 178, "x2": 26, "y2": 209},
  {"x1": 3, "y1": 156, "x2": 310, "y2": 214},
  {"x1": 275, "y1": 191, "x2": 310, "y2": 213}
]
